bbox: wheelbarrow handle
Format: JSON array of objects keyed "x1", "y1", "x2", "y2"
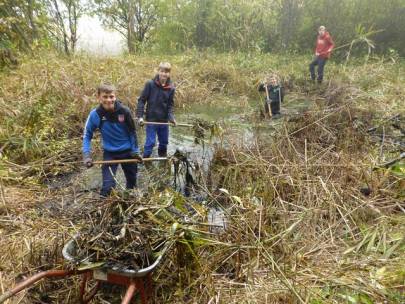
[{"x1": 0, "y1": 270, "x2": 83, "y2": 303}]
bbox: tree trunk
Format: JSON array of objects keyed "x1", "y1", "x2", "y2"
[
  {"x1": 67, "y1": 0, "x2": 78, "y2": 53},
  {"x1": 127, "y1": 22, "x2": 136, "y2": 53},
  {"x1": 52, "y1": 0, "x2": 70, "y2": 55},
  {"x1": 127, "y1": 1, "x2": 136, "y2": 54},
  {"x1": 27, "y1": 0, "x2": 38, "y2": 40}
]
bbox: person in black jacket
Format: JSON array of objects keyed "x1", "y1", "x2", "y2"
[
  {"x1": 258, "y1": 74, "x2": 284, "y2": 118},
  {"x1": 136, "y1": 62, "x2": 176, "y2": 158}
]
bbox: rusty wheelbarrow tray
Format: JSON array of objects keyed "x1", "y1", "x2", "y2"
[{"x1": 0, "y1": 236, "x2": 171, "y2": 304}]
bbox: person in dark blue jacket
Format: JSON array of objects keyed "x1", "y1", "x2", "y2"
[
  {"x1": 136, "y1": 62, "x2": 176, "y2": 158},
  {"x1": 83, "y1": 84, "x2": 142, "y2": 197},
  {"x1": 258, "y1": 74, "x2": 284, "y2": 118}
]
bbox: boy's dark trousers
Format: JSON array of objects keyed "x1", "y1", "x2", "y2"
[
  {"x1": 309, "y1": 56, "x2": 327, "y2": 83},
  {"x1": 143, "y1": 124, "x2": 169, "y2": 158},
  {"x1": 264, "y1": 100, "x2": 281, "y2": 116},
  {"x1": 101, "y1": 150, "x2": 138, "y2": 197}
]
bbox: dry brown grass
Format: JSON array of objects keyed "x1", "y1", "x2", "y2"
[{"x1": 0, "y1": 52, "x2": 404, "y2": 303}]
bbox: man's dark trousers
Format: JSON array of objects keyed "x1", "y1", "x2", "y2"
[
  {"x1": 309, "y1": 56, "x2": 327, "y2": 83},
  {"x1": 101, "y1": 150, "x2": 137, "y2": 196}
]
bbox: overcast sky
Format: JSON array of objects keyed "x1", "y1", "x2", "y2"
[{"x1": 77, "y1": 16, "x2": 125, "y2": 55}]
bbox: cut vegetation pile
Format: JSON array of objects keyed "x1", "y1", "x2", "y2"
[
  {"x1": 71, "y1": 202, "x2": 164, "y2": 271},
  {"x1": 68, "y1": 193, "x2": 208, "y2": 272}
]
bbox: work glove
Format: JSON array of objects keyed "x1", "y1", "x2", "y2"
[
  {"x1": 265, "y1": 98, "x2": 271, "y2": 104},
  {"x1": 137, "y1": 117, "x2": 144, "y2": 127},
  {"x1": 83, "y1": 155, "x2": 93, "y2": 168},
  {"x1": 131, "y1": 152, "x2": 143, "y2": 163}
]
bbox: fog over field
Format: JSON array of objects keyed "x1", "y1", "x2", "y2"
[{"x1": 77, "y1": 16, "x2": 124, "y2": 55}]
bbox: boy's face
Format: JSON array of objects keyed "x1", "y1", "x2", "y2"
[
  {"x1": 318, "y1": 28, "x2": 325, "y2": 36},
  {"x1": 270, "y1": 77, "x2": 278, "y2": 86},
  {"x1": 98, "y1": 91, "x2": 116, "y2": 112},
  {"x1": 158, "y1": 68, "x2": 170, "y2": 83}
]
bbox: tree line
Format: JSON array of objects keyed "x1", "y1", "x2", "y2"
[{"x1": 1, "y1": 0, "x2": 404, "y2": 62}]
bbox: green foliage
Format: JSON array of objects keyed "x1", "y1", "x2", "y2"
[
  {"x1": 2, "y1": 0, "x2": 405, "y2": 57},
  {"x1": 0, "y1": 0, "x2": 88, "y2": 63},
  {"x1": 146, "y1": 0, "x2": 405, "y2": 56},
  {"x1": 0, "y1": 0, "x2": 47, "y2": 51}
]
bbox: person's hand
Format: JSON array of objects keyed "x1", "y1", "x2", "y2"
[
  {"x1": 170, "y1": 119, "x2": 177, "y2": 126},
  {"x1": 131, "y1": 152, "x2": 143, "y2": 163},
  {"x1": 315, "y1": 52, "x2": 320, "y2": 56},
  {"x1": 83, "y1": 156, "x2": 93, "y2": 168},
  {"x1": 137, "y1": 117, "x2": 144, "y2": 127}
]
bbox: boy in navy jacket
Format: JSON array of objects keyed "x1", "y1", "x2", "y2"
[
  {"x1": 258, "y1": 74, "x2": 284, "y2": 118},
  {"x1": 83, "y1": 84, "x2": 142, "y2": 197},
  {"x1": 136, "y1": 62, "x2": 176, "y2": 158}
]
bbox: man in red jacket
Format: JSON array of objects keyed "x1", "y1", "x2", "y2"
[{"x1": 309, "y1": 26, "x2": 335, "y2": 84}]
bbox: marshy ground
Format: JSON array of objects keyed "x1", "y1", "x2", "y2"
[{"x1": 0, "y1": 53, "x2": 404, "y2": 303}]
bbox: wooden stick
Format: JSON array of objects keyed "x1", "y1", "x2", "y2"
[
  {"x1": 264, "y1": 84, "x2": 272, "y2": 118},
  {"x1": 93, "y1": 157, "x2": 168, "y2": 165},
  {"x1": 143, "y1": 121, "x2": 193, "y2": 127}
]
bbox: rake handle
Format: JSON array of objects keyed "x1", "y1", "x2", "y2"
[
  {"x1": 143, "y1": 121, "x2": 193, "y2": 127},
  {"x1": 93, "y1": 157, "x2": 167, "y2": 165},
  {"x1": 264, "y1": 84, "x2": 272, "y2": 118}
]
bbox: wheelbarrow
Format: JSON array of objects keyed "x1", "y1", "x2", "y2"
[{"x1": 0, "y1": 236, "x2": 170, "y2": 304}]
